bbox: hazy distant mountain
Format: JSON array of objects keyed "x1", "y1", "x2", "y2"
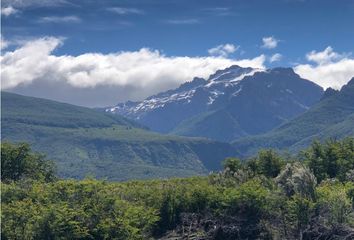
[
  {"x1": 233, "y1": 78, "x2": 354, "y2": 156},
  {"x1": 1, "y1": 92, "x2": 237, "y2": 181},
  {"x1": 107, "y1": 65, "x2": 324, "y2": 142}
]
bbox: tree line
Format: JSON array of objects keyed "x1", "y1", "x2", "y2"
[{"x1": 1, "y1": 138, "x2": 354, "y2": 239}]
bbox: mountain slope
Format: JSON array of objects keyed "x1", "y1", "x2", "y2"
[
  {"x1": 233, "y1": 78, "x2": 354, "y2": 156},
  {"x1": 1, "y1": 91, "x2": 145, "y2": 128},
  {"x1": 107, "y1": 66, "x2": 257, "y2": 133},
  {"x1": 171, "y1": 109, "x2": 248, "y2": 142},
  {"x1": 108, "y1": 66, "x2": 323, "y2": 142},
  {"x1": 1, "y1": 92, "x2": 237, "y2": 180}
]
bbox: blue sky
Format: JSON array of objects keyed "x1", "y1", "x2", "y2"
[
  {"x1": 1, "y1": 0, "x2": 354, "y2": 106},
  {"x1": 3, "y1": 0, "x2": 354, "y2": 59}
]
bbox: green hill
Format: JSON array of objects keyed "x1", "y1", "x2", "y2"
[
  {"x1": 1, "y1": 91, "x2": 143, "y2": 128},
  {"x1": 233, "y1": 78, "x2": 354, "y2": 156},
  {"x1": 1, "y1": 92, "x2": 237, "y2": 180}
]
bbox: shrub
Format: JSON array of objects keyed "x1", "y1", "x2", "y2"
[{"x1": 1, "y1": 142, "x2": 56, "y2": 182}]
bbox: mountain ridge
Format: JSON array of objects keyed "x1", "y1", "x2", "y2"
[
  {"x1": 232, "y1": 77, "x2": 354, "y2": 156},
  {"x1": 107, "y1": 65, "x2": 324, "y2": 142}
]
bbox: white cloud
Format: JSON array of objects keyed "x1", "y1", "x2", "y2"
[
  {"x1": 1, "y1": 37, "x2": 63, "y2": 89},
  {"x1": 38, "y1": 15, "x2": 81, "y2": 23},
  {"x1": 1, "y1": 37, "x2": 265, "y2": 93},
  {"x1": 262, "y1": 36, "x2": 278, "y2": 49},
  {"x1": 208, "y1": 44, "x2": 239, "y2": 57},
  {"x1": 306, "y1": 46, "x2": 344, "y2": 65},
  {"x1": 2, "y1": 0, "x2": 68, "y2": 8},
  {"x1": 269, "y1": 53, "x2": 282, "y2": 63},
  {"x1": 1, "y1": 36, "x2": 10, "y2": 50},
  {"x1": 166, "y1": 19, "x2": 200, "y2": 24},
  {"x1": 295, "y1": 46, "x2": 354, "y2": 89},
  {"x1": 202, "y1": 7, "x2": 232, "y2": 16},
  {"x1": 107, "y1": 7, "x2": 143, "y2": 15},
  {"x1": 1, "y1": 6, "x2": 19, "y2": 16}
]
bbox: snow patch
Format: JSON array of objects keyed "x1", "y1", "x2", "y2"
[
  {"x1": 286, "y1": 89, "x2": 293, "y2": 94},
  {"x1": 232, "y1": 86, "x2": 243, "y2": 97},
  {"x1": 207, "y1": 90, "x2": 224, "y2": 105},
  {"x1": 230, "y1": 69, "x2": 263, "y2": 83}
]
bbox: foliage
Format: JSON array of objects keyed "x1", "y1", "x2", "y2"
[
  {"x1": 316, "y1": 181, "x2": 354, "y2": 226},
  {"x1": 275, "y1": 162, "x2": 317, "y2": 199},
  {"x1": 254, "y1": 149, "x2": 285, "y2": 178},
  {"x1": 1, "y1": 142, "x2": 56, "y2": 182},
  {"x1": 222, "y1": 157, "x2": 242, "y2": 173},
  {"x1": 1, "y1": 180, "x2": 159, "y2": 240},
  {"x1": 284, "y1": 194, "x2": 315, "y2": 238},
  {"x1": 1, "y1": 138, "x2": 354, "y2": 239},
  {"x1": 303, "y1": 138, "x2": 354, "y2": 182}
]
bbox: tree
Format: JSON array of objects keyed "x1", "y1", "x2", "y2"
[
  {"x1": 275, "y1": 162, "x2": 317, "y2": 200},
  {"x1": 304, "y1": 138, "x2": 354, "y2": 182},
  {"x1": 222, "y1": 157, "x2": 242, "y2": 173},
  {"x1": 317, "y1": 181, "x2": 353, "y2": 226},
  {"x1": 256, "y1": 149, "x2": 284, "y2": 178},
  {"x1": 286, "y1": 194, "x2": 314, "y2": 239},
  {"x1": 1, "y1": 142, "x2": 56, "y2": 182}
]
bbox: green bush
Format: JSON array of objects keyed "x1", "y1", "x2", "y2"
[
  {"x1": 1, "y1": 142, "x2": 56, "y2": 182},
  {"x1": 316, "y1": 181, "x2": 353, "y2": 226},
  {"x1": 1, "y1": 179, "x2": 159, "y2": 240},
  {"x1": 303, "y1": 138, "x2": 354, "y2": 182},
  {"x1": 2, "y1": 138, "x2": 354, "y2": 239}
]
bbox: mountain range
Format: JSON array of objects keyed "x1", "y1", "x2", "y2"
[
  {"x1": 233, "y1": 77, "x2": 354, "y2": 155},
  {"x1": 1, "y1": 92, "x2": 237, "y2": 181},
  {"x1": 2, "y1": 65, "x2": 353, "y2": 180},
  {"x1": 107, "y1": 66, "x2": 324, "y2": 142}
]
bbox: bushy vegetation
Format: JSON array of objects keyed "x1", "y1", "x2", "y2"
[
  {"x1": 1, "y1": 142, "x2": 56, "y2": 183},
  {"x1": 303, "y1": 138, "x2": 354, "y2": 182},
  {"x1": 1, "y1": 139, "x2": 354, "y2": 239}
]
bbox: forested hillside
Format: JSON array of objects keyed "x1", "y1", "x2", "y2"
[
  {"x1": 1, "y1": 92, "x2": 237, "y2": 180},
  {"x1": 2, "y1": 139, "x2": 354, "y2": 239}
]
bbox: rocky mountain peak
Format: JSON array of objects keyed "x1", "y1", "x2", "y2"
[
  {"x1": 106, "y1": 65, "x2": 324, "y2": 138},
  {"x1": 346, "y1": 77, "x2": 354, "y2": 86},
  {"x1": 321, "y1": 87, "x2": 339, "y2": 100}
]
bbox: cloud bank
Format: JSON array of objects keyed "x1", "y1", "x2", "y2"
[
  {"x1": 294, "y1": 47, "x2": 354, "y2": 89},
  {"x1": 1, "y1": 37, "x2": 265, "y2": 106},
  {"x1": 2, "y1": 38, "x2": 352, "y2": 106}
]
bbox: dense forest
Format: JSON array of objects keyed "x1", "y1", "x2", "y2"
[{"x1": 1, "y1": 138, "x2": 354, "y2": 239}]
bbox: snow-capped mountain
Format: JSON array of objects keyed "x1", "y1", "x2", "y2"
[
  {"x1": 106, "y1": 65, "x2": 324, "y2": 142},
  {"x1": 108, "y1": 65, "x2": 258, "y2": 115}
]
